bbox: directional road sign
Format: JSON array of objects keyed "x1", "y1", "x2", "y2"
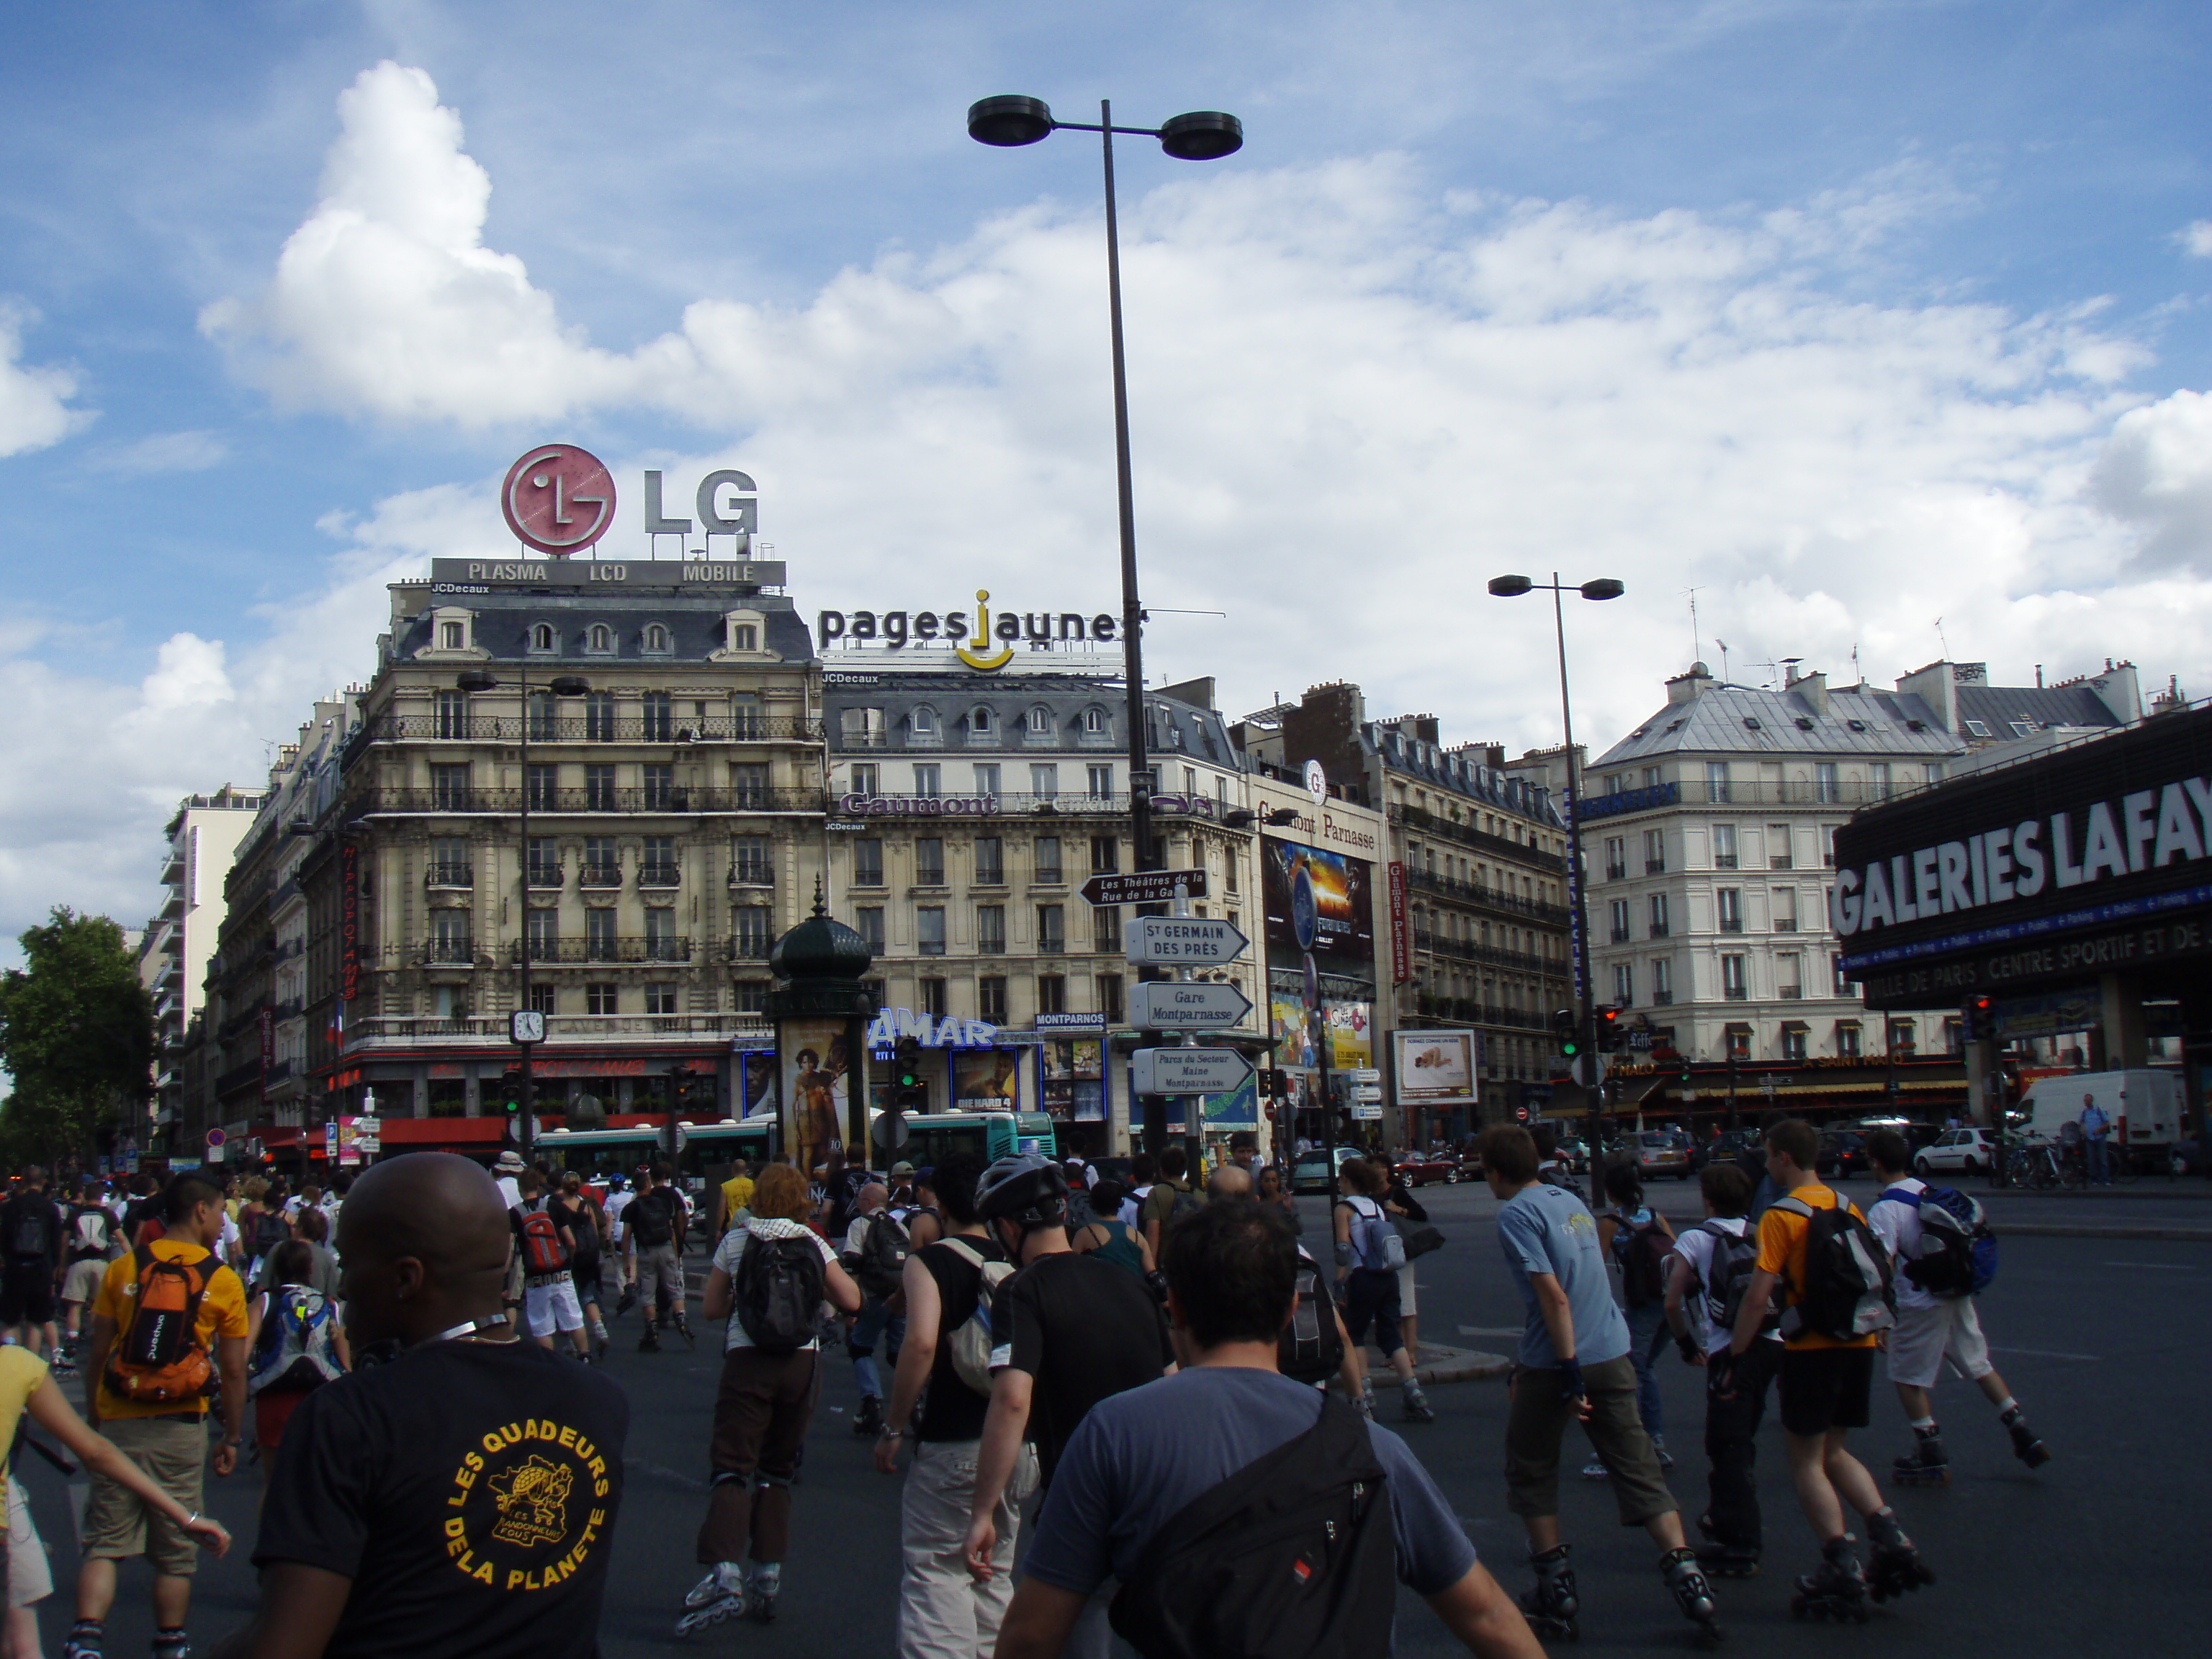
[
  {"x1": 1123, "y1": 914, "x2": 1250, "y2": 966},
  {"x1": 1129, "y1": 1047, "x2": 1256, "y2": 1096},
  {"x1": 1128, "y1": 981, "x2": 1254, "y2": 1032},
  {"x1": 1082, "y1": 868, "x2": 1208, "y2": 906}
]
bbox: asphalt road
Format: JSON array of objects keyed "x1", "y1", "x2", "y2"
[{"x1": 23, "y1": 1191, "x2": 2204, "y2": 1658}]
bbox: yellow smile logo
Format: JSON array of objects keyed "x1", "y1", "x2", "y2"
[{"x1": 956, "y1": 589, "x2": 1015, "y2": 671}]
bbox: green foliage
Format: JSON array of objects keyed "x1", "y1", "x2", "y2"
[{"x1": 0, "y1": 908, "x2": 155, "y2": 1164}]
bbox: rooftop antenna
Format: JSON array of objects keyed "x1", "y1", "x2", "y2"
[
  {"x1": 1715, "y1": 639, "x2": 1731, "y2": 682},
  {"x1": 1683, "y1": 587, "x2": 1703, "y2": 666},
  {"x1": 1934, "y1": 616, "x2": 1951, "y2": 659},
  {"x1": 1852, "y1": 642, "x2": 1862, "y2": 686}
]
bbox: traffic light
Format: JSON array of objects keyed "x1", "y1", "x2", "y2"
[
  {"x1": 499, "y1": 1064, "x2": 524, "y2": 1114},
  {"x1": 1964, "y1": 994, "x2": 1994, "y2": 1043},
  {"x1": 1265, "y1": 1068, "x2": 1289, "y2": 1102},
  {"x1": 893, "y1": 1036, "x2": 925, "y2": 1110},
  {"x1": 1552, "y1": 1007, "x2": 1580, "y2": 1059},
  {"x1": 1596, "y1": 1004, "x2": 1624, "y2": 1051}
]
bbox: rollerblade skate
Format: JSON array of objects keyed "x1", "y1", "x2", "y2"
[
  {"x1": 1863, "y1": 1508, "x2": 1936, "y2": 1604},
  {"x1": 1891, "y1": 1426, "x2": 1949, "y2": 1487},
  {"x1": 1791, "y1": 1536, "x2": 1869, "y2": 1623},
  {"x1": 2005, "y1": 1409, "x2": 2051, "y2": 1468},
  {"x1": 1692, "y1": 1514, "x2": 1759, "y2": 1578},
  {"x1": 852, "y1": 1395, "x2": 884, "y2": 1438},
  {"x1": 1401, "y1": 1381, "x2": 1436, "y2": 1424},
  {"x1": 1660, "y1": 1546, "x2": 1723, "y2": 1645},
  {"x1": 674, "y1": 1565, "x2": 747, "y2": 1636},
  {"x1": 1516, "y1": 1544, "x2": 1579, "y2": 1641}
]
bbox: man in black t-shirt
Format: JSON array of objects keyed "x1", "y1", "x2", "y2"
[
  {"x1": 212, "y1": 1153, "x2": 627, "y2": 1659},
  {"x1": 623, "y1": 1165, "x2": 691, "y2": 1352},
  {"x1": 961, "y1": 1153, "x2": 1173, "y2": 1650},
  {"x1": 0, "y1": 1164, "x2": 63, "y2": 1359}
]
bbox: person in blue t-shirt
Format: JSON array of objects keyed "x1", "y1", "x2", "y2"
[
  {"x1": 1477, "y1": 1123, "x2": 1719, "y2": 1642},
  {"x1": 998, "y1": 1197, "x2": 1540, "y2": 1659}
]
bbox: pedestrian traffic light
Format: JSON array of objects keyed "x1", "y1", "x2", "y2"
[
  {"x1": 1596, "y1": 1004, "x2": 1624, "y2": 1051},
  {"x1": 1552, "y1": 1007, "x2": 1580, "y2": 1058},
  {"x1": 1964, "y1": 994, "x2": 1994, "y2": 1043}
]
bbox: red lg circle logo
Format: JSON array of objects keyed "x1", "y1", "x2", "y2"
[{"x1": 501, "y1": 444, "x2": 617, "y2": 556}]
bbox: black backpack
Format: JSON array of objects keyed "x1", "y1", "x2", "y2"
[
  {"x1": 628, "y1": 1190, "x2": 675, "y2": 1249},
  {"x1": 247, "y1": 1209, "x2": 286, "y2": 1259},
  {"x1": 1773, "y1": 1190, "x2": 1896, "y2": 1342},
  {"x1": 1109, "y1": 1391, "x2": 1397, "y2": 1659},
  {"x1": 734, "y1": 1232, "x2": 826, "y2": 1353},
  {"x1": 1277, "y1": 1253, "x2": 1346, "y2": 1385},
  {"x1": 1695, "y1": 1220, "x2": 1771, "y2": 1341},
  {"x1": 855, "y1": 1212, "x2": 910, "y2": 1300},
  {"x1": 7, "y1": 1196, "x2": 52, "y2": 1259},
  {"x1": 1609, "y1": 1213, "x2": 1672, "y2": 1308}
]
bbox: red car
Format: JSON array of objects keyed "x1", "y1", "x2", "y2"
[{"x1": 1390, "y1": 1152, "x2": 1462, "y2": 1187}]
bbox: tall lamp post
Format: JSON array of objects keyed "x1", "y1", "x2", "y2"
[
  {"x1": 1487, "y1": 572, "x2": 1624, "y2": 1158},
  {"x1": 457, "y1": 664, "x2": 589, "y2": 1163},
  {"x1": 968, "y1": 94, "x2": 1242, "y2": 1159}
]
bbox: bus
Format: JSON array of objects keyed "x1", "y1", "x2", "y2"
[
  {"x1": 884, "y1": 1111, "x2": 1058, "y2": 1172},
  {"x1": 537, "y1": 1120, "x2": 777, "y2": 1194}
]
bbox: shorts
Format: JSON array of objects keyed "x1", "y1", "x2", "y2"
[
  {"x1": 81, "y1": 1416, "x2": 207, "y2": 1578},
  {"x1": 1504, "y1": 1353, "x2": 1677, "y2": 1527},
  {"x1": 1779, "y1": 1344, "x2": 1876, "y2": 1437},
  {"x1": 63, "y1": 1257, "x2": 109, "y2": 1306},
  {"x1": 636, "y1": 1243, "x2": 683, "y2": 1304},
  {"x1": 253, "y1": 1388, "x2": 312, "y2": 1455},
  {"x1": 524, "y1": 1277, "x2": 585, "y2": 1337},
  {"x1": 0, "y1": 1262, "x2": 55, "y2": 1326},
  {"x1": 504, "y1": 1254, "x2": 525, "y2": 1308},
  {"x1": 1885, "y1": 1297, "x2": 1993, "y2": 1390},
  {"x1": 570, "y1": 1257, "x2": 604, "y2": 1305},
  {"x1": 8, "y1": 1476, "x2": 50, "y2": 1609}
]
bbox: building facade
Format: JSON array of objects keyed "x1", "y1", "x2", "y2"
[{"x1": 819, "y1": 659, "x2": 1261, "y2": 1157}]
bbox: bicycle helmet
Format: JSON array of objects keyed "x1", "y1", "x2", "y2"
[{"x1": 974, "y1": 1151, "x2": 1069, "y2": 1228}]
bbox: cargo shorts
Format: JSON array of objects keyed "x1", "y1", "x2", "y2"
[{"x1": 81, "y1": 1416, "x2": 207, "y2": 1578}]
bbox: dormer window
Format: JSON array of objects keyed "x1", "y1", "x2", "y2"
[
  {"x1": 1083, "y1": 707, "x2": 1107, "y2": 734},
  {"x1": 530, "y1": 623, "x2": 555, "y2": 652},
  {"x1": 439, "y1": 621, "x2": 464, "y2": 649},
  {"x1": 719, "y1": 608, "x2": 768, "y2": 656},
  {"x1": 1027, "y1": 706, "x2": 1052, "y2": 734},
  {"x1": 588, "y1": 624, "x2": 614, "y2": 654},
  {"x1": 912, "y1": 706, "x2": 939, "y2": 737},
  {"x1": 644, "y1": 624, "x2": 670, "y2": 654},
  {"x1": 970, "y1": 706, "x2": 994, "y2": 734}
]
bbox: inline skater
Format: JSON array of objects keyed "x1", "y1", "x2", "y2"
[
  {"x1": 1863, "y1": 1130, "x2": 2049, "y2": 1484},
  {"x1": 1475, "y1": 1125, "x2": 1720, "y2": 1643},
  {"x1": 1727, "y1": 1119, "x2": 1930, "y2": 1620}
]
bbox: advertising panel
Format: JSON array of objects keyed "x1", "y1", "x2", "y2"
[
  {"x1": 1042, "y1": 1040, "x2": 1105, "y2": 1122},
  {"x1": 1388, "y1": 861, "x2": 1411, "y2": 984},
  {"x1": 953, "y1": 1050, "x2": 1023, "y2": 1111},
  {"x1": 1264, "y1": 837, "x2": 1378, "y2": 1081},
  {"x1": 1394, "y1": 1030, "x2": 1479, "y2": 1107},
  {"x1": 780, "y1": 1020, "x2": 851, "y2": 1177},
  {"x1": 737, "y1": 1051, "x2": 779, "y2": 1120}
]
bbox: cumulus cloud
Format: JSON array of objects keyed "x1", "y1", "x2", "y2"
[
  {"x1": 2180, "y1": 221, "x2": 2212, "y2": 258},
  {"x1": 0, "y1": 305, "x2": 89, "y2": 457},
  {"x1": 2095, "y1": 389, "x2": 2212, "y2": 571}
]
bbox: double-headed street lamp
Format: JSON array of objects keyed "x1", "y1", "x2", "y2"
[
  {"x1": 1488, "y1": 572, "x2": 1624, "y2": 1154},
  {"x1": 969, "y1": 94, "x2": 1241, "y2": 1161},
  {"x1": 457, "y1": 662, "x2": 589, "y2": 1161}
]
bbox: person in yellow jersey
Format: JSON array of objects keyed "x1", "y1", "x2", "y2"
[
  {"x1": 712, "y1": 1159, "x2": 757, "y2": 1249},
  {"x1": 69, "y1": 1172, "x2": 248, "y2": 1659}
]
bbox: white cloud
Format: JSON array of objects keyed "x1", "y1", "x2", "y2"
[
  {"x1": 0, "y1": 304, "x2": 89, "y2": 457},
  {"x1": 94, "y1": 429, "x2": 229, "y2": 475},
  {"x1": 2180, "y1": 220, "x2": 2212, "y2": 258},
  {"x1": 2095, "y1": 389, "x2": 2212, "y2": 571}
]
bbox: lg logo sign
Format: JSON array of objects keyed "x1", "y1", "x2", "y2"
[{"x1": 499, "y1": 444, "x2": 759, "y2": 557}]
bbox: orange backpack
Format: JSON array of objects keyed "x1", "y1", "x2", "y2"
[{"x1": 105, "y1": 1246, "x2": 217, "y2": 1404}]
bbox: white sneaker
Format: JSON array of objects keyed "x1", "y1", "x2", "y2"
[
  {"x1": 1581, "y1": 1457, "x2": 1611, "y2": 1481},
  {"x1": 683, "y1": 1563, "x2": 745, "y2": 1609}
]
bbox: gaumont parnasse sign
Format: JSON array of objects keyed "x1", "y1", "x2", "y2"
[{"x1": 1834, "y1": 705, "x2": 2212, "y2": 1009}]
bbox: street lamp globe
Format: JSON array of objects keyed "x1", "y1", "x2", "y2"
[
  {"x1": 968, "y1": 96, "x2": 1055, "y2": 146},
  {"x1": 1580, "y1": 579, "x2": 1626, "y2": 601},
  {"x1": 548, "y1": 675, "x2": 591, "y2": 697},
  {"x1": 1158, "y1": 112, "x2": 1244, "y2": 160},
  {"x1": 1487, "y1": 575, "x2": 1534, "y2": 598},
  {"x1": 455, "y1": 668, "x2": 498, "y2": 693}
]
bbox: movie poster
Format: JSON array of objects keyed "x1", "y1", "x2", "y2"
[
  {"x1": 955, "y1": 1049, "x2": 1022, "y2": 1111},
  {"x1": 739, "y1": 1051, "x2": 780, "y2": 1120},
  {"x1": 780, "y1": 1020, "x2": 850, "y2": 1177},
  {"x1": 1262, "y1": 841, "x2": 1375, "y2": 977}
]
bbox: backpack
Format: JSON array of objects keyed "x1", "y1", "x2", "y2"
[
  {"x1": 854, "y1": 1211, "x2": 911, "y2": 1300},
  {"x1": 516, "y1": 1205, "x2": 571, "y2": 1277},
  {"x1": 104, "y1": 1246, "x2": 218, "y2": 1405},
  {"x1": 1278, "y1": 1251, "x2": 1346, "y2": 1385},
  {"x1": 1609, "y1": 1213, "x2": 1673, "y2": 1308},
  {"x1": 628, "y1": 1189, "x2": 675, "y2": 1249},
  {"x1": 940, "y1": 1238, "x2": 1017, "y2": 1395},
  {"x1": 1881, "y1": 1184, "x2": 1997, "y2": 1297},
  {"x1": 1773, "y1": 1191, "x2": 1895, "y2": 1342},
  {"x1": 1341, "y1": 1197, "x2": 1406, "y2": 1274},
  {"x1": 734, "y1": 1231, "x2": 827, "y2": 1353},
  {"x1": 246, "y1": 1208, "x2": 286, "y2": 1260},
  {"x1": 249, "y1": 1285, "x2": 344, "y2": 1395},
  {"x1": 1694, "y1": 1220, "x2": 1771, "y2": 1341},
  {"x1": 7, "y1": 1196, "x2": 50, "y2": 1259},
  {"x1": 1107, "y1": 1391, "x2": 1397, "y2": 1659},
  {"x1": 68, "y1": 1205, "x2": 113, "y2": 1262}
]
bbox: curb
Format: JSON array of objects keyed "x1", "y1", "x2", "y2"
[{"x1": 1368, "y1": 1345, "x2": 1512, "y2": 1387}]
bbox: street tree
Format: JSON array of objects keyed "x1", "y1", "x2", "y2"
[{"x1": 0, "y1": 908, "x2": 155, "y2": 1167}]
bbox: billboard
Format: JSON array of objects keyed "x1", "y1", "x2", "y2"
[
  {"x1": 953, "y1": 1049, "x2": 1023, "y2": 1110},
  {"x1": 780, "y1": 1020, "x2": 850, "y2": 1177},
  {"x1": 1394, "y1": 1030, "x2": 1479, "y2": 1107},
  {"x1": 1263, "y1": 841, "x2": 1375, "y2": 976}
]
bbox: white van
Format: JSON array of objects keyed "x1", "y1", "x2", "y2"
[{"x1": 2020, "y1": 1070, "x2": 2183, "y2": 1156}]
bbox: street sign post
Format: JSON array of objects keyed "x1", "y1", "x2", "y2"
[
  {"x1": 1126, "y1": 981, "x2": 1254, "y2": 1032},
  {"x1": 1129, "y1": 1047, "x2": 1256, "y2": 1096},
  {"x1": 1082, "y1": 868, "x2": 1208, "y2": 906},
  {"x1": 1123, "y1": 915, "x2": 1249, "y2": 966}
]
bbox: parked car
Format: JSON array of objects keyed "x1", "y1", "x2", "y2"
[
  {"x1": 1552, "y1": 1138, "x2": 1591, "y2": 1174},
  {"x1": 1391, "y1": 1151, "x2": 1461, "y2": 1187},
  {"x1": 1818, "y1": 1130, "x2": 1871, "y2": 1179},
  {"x1": 1915, "y1": 1127, "x2": 1998, "y2": 1177},
  {"x1": 1290, "y1": 1146, "x2": 1363, "y2": 1193},
  {"x1": 1631, "y1": 1131, "x2": 1693, "y2": 1180}
]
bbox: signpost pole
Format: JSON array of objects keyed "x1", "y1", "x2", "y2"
[
  {"x1": 1174, "y1": 881, "x2": 1204, "y2": 1176},
  {"x1": 517, "y1": 655, "x2": 536, "y2": 1164}
]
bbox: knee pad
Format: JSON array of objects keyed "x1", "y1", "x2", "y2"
[{"x1": 755, "y1": 1472, "x2": 792, "y2": 1493}]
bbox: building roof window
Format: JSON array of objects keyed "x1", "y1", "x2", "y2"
[
  {"x1": 1963, "y1": 719, "x2": 1992, "y2": 738},
  {"x1": 588, "y1": 623, "x2": 614, "y2": 654},
  {"x1": 644, "y1": 624, "x2": 670, "y2": 654},
  {"x1": 530, "y1": 623, "x2": 556, "y2": 652}
]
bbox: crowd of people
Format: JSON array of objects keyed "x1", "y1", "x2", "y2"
[{"x1": 0, "y1": 1108, "x2": 2047, "y2": 1658}]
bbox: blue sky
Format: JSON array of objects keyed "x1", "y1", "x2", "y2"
[{"x1": 1, "y1": 0, "x2": 2209, "y2": 936}]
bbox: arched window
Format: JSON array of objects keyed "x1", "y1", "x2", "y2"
[
  {"x1": 912, "y1": 706, "x2": 938, "y2": 737},
  {"x1": 1082, "y1": 706, "x2": 1107, "y2": 734},
  {"x1": 530, "y1": 623, "x2": 554, "y2": 652},
  {"x1": 644, "y1": 624, "x2": 668, "y2": 653},
  {"x1": 970, "y1": 706, "x2": 994, "y2": 734},
  {"x1": 588, "y1": 623, "x2": 613, "y2": 653},
  {"x1": 1027, "y1": 706, "x2": 1052, "y2": 735}
]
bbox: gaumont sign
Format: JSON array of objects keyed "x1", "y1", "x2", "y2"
[{"x1": 1835, "y1": 706, "x2": 2212, "y2": 1006}]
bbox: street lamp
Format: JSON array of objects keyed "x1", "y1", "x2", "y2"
[
  {"x1": 457, "y1": 663, "x2": 589, "y2": 1161},
  {"x1": 970, "y1": 93, "x2": 1242, "y2": 1161},
  {"x1": 1487, "y1": 572, "x2": 1624, "y2": 1158}
]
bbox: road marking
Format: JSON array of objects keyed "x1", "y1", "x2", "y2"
[
  {"x1": 1987, "y1": 1346, "x2": 2100, "y2": 1362},
  {"x1": 1459, "y1": 1326, "x2": 1523, "y2": 1337},
  {"x1": 2103, "y1": 1261, "x2": 2195, "y2": 1271}
]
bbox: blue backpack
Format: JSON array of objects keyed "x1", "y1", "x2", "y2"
[{"x1": 1880, "y1": 1184, "x2": 1997, "y2": 1297}]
